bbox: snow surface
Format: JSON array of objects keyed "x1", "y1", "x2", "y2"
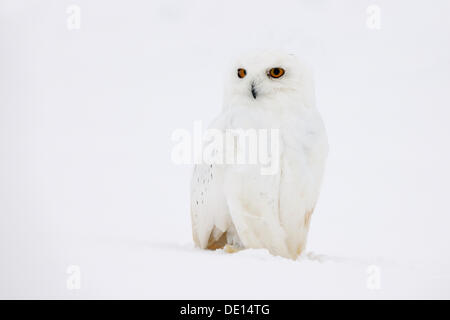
[{"x1": 1, "y1": 0, "x2": 450, "y2": 299}]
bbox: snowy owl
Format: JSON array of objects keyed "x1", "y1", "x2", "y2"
[{"x1": 190, "y1": 51, "x2": 328, "y2": 260}]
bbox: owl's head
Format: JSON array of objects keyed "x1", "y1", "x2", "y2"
[{"x1": 224, "y1": 50, "x2": 315, "y2": 110}]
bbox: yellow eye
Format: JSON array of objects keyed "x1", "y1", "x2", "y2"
[
  {"x1": 268, "y1": 67, "x2": 285, "y2": 78},
  {"x1": 237, "y1": 68, "x2": 247, "y2": 78}
]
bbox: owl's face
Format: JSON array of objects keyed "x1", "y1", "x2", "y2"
[{"x1": 225, "y1": 51, "x2": 312, "y2": 108}]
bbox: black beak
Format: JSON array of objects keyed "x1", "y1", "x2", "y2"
[{"x1": 251, "y1": 82, "x2": 257, "y2": 99}]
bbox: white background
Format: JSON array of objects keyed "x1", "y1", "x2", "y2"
[{"x1": 1, "y1": 0, "x2": 450, "y2": 299}]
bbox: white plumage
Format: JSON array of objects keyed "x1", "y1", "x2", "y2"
[{"x1": 191, "y1": 51, "x2": 328, "y2": 259}]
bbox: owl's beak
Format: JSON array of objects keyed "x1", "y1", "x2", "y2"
[{"x1": 251, "y1": 82, "x2": 257, "y2": 99}]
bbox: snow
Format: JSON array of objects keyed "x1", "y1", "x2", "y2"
[
  {"x1": 1, "y1": 0, "x2": 450, "y2": 299},
  {"x1": 5, "y1": 230, "x2": 448, "y2": 299}
]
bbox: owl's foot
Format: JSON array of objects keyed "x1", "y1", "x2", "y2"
[{"x1": 224, "y1": 244, "x2": 242, "y2": 254}]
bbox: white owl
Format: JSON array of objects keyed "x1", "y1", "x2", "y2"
[{"x1": 190, "y1": 51, "x2": 328, "y2": 260}]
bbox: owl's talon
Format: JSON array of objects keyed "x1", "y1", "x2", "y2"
[{"x1": 224, "y1": 244, "x2": 241, "y2": 254}]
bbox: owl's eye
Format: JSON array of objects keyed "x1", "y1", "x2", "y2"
[
  {"x1": 237, "y1": 68, "x2": 247, "y2": 78},
  {"x1": 268, "y1": 67, "x2": 285, "y2": 79}
]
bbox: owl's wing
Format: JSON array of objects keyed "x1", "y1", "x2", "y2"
[
  {"x1": 190, "y1": 162, "x2": 231, "y2": 249},
  {"x1": 190, "y1": 115, "x2": 232, "y2": 249}
]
